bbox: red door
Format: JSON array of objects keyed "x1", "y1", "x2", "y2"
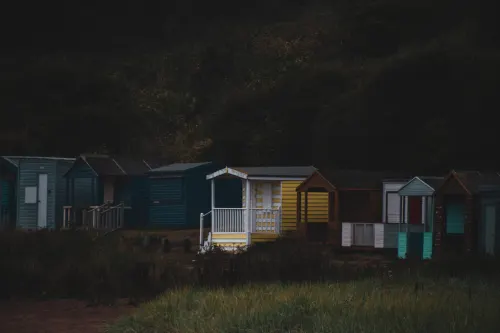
[{"x1": 408, "y1": 197, "x2": 422, "y2": 225}]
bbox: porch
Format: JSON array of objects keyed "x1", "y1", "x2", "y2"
[
  {"x1": 62, "y1": 202, "x2": 128, "y2": 230},
  {"x1": 62, "y1": 155, "x2": 150, "y2": 230},
  {"x1": 200, "y1": 167, "x2": 291, "y2": 250}
]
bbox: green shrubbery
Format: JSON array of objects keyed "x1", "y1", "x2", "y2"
[{"x1": 1, "y1": 231, "x2": 499, "y2": 310}]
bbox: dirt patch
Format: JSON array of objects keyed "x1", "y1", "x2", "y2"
[{"x1": 0, "y1": 299, "x2": 134, "y2": 333}]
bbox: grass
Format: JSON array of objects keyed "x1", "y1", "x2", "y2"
[{"x1": 106, "y1": 278, "x2": 500, "y2": 333}]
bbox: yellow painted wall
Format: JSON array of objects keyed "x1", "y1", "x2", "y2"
[
  {"x1": 211, "y1": 233, "x2": 246, "y2": 239},
  {"x1": 281, "y1": 181, "x2": 329, "y2": 231},
  {"x1": 251, "y1": 232, "x2": 279, "y2": 243}
]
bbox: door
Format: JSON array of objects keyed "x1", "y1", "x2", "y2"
[
  {"x1": 37, "y1": 174, "x2": 48, "y2": 228},
  {"x1": 446, "y1": 201, "x2": 465, "y2": 234},
  {"x1": 484, "y1": 205, "x2": 496, "y2": 256},
  {"x1": 386, "y1": 192, "x2": 401, "y2": 223},
  {"x1": 256, "y1": 183, "x2": 273, "y2": 231},
  {"x1": 408, "y1": 197, "x2": 422, "y2": 225}
]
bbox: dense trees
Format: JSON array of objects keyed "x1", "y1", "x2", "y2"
[{"x1": 1, "y1": 0, "x2": 499, "y2": 172}]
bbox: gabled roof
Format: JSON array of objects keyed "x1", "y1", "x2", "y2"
[
  {"x1": 316, "y1": 169, "x2": 413, "y2": 190},
  {"x1": 1, "y1": 156, "x2": 74, "y2": 167},
  {"x1": 149, "y1": 162, "x2": 212, "y2": 173},
  {"x1": 207, "y1": 166, "x2": 317, "y2": 180},
  {"x1": 398, "y1": 176, "x2": 445, "y2": 196},
  {"x1": 441, "y1": 170, "x2": 500, "y2": 194},
  {"x1": 65, "y1": 155, "x2": 151, "y2": 177}
]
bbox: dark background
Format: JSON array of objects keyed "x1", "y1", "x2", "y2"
[{"x1": 1, "y1": 0, "x2": 499, "y2": 173}]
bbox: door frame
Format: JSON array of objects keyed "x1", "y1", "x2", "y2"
[{"x1": 37, "y1": 173, "x2": 49, "y2": 229}]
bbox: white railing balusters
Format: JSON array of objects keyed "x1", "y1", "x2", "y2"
[{"x1": 210, "y1": 208, "x2": 281, "y2": 234}]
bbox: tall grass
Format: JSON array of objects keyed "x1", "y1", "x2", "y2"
[{"x1": 106, "y1": 279, "x2": 500, "y2": 333}]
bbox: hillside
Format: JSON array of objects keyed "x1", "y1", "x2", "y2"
[{"x1": 1, "y1": 0, "x2": 499, "y2": 172}]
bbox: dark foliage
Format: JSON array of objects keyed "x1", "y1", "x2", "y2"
[
  {"x1": 1, "y1": 0, "x2": 500, "y2": 170},
  {"x1": 1, "y1": 231, "x2": 499, "y2": 305}
]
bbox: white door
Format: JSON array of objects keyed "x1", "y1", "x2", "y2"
[
  {"x1": 37, "y1": 174, "x2": 48, "y2": 228},
  {"x1": 386, "y1": 193, "x2": 401, "y2": 223},
  {"x1": 485, "y1": 205, "x2": 496, "y2": 256},
  {"x1": 256, "y1": 183, "x2": 273, "y2": 231}
]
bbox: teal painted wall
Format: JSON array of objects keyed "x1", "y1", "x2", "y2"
[
  {"x1": 17, "y1": 159, "x2": 60, "y2": 229},
  {"x1": 149, "y1": 177, "x2": 186, "y2": 228},
  {"x1": 399, "y1": 178, "x2": 434, "y2": 197},
  {"x1": 446, "y1": 201, "x2": 465, "y2": 234},
  {"x1": 0, "y1": 158, "x2": 18, "y2": 228},
  {"x1": 422, "y1": 232, "x2": 433, "y2": 259},
  {"x1": 148, "y1": 163, "x2": 242, "y2": 229},
  {"x1": 479, "y1": 194, "x2": 500, "y2": 256},
  {"x1": 65, "y1": 160, "x2": 98, "y2": 208},
  {"x1": 397, "y1": 232, "x2": 407, "y2": 259},
  {"x1": 115, "y1": 176, "x2": 149, "y2": 228},
  {"x1": 55, "y1": 160, "x2": 74, "y2": 228}
]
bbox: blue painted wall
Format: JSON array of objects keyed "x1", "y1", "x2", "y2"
[
  {"x1": 17, "y1": 159, "x2": 73, "y2": 229},
  {"x1": 148, "y1": 163, "x2": 242, "y2": 229},
  {"x1": 115, "y1": 176, "x2": 149, "y2": 228},
  {"x1": 0, "y1": 158, "x2": 18, "y2": 228},
  {"x1": 149, "y1": 177, "x2": 186, "y2": 228},
  {"x1": 65, "y1": 160, "x2": 98, "y2": 206},
  {"x1": 479, "y1": 193, "x2": 500, "y2": 256}
]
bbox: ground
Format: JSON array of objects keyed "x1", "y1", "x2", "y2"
[
  {"x1": 0, "y1": 299, "x2": 133, "y2": 333},
  {"x1": 0, "y1": 229, "x2": 203, "y2": 333}
]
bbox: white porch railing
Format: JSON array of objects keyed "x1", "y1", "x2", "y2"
[
  {"x1": 63, "y1": 203, "x2": 126, "y2": 230},
  {"x1": 213, "y1": 208, "x2": 246, "y2": 233},
  {"x1": 199, "y1": 207, "x2": 281, "y2": 250},
  {"x1": 212, "y1": 208, "x2": 282, "y2": 233}
]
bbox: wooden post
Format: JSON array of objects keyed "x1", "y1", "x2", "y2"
[
  {"x1": 334, "y1": 190, "x2": 340, "y2": 228},
  {"x1": 304, "y1": 191, "x2": 309, "y2": 224},
  {"x1": 296, "y1": 191, "x2": 301, "y2": 231},
  {"x1": 434, "y1": 196, "x2": 444, "y2": 257},
  {"x1": 245, "y1": 179, "x2": 251, "y2": 245},
  {"x1": 464, "y1": 195, "x2": 473, "y2": 254}
]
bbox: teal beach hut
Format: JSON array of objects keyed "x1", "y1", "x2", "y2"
[
  {"x1": 397, "y1": 176, "x2": 444, "y2": 259},
  {"x1": 148, "y1": 162, "x2": 242, "y2": 229},
  {"x1": 1, "y1": 156, "x2": 75, "y2": 230}
]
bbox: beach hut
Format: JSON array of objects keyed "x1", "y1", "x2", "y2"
[
  {"x1": 1, "y1": 156, "x2": 75, "y2": 230},
  {"x1": 148, "y1": 162, "x2": 242, "y2": 229},
  {"x1": 434, "y1": 170, "x2": 500, "y2": 258},
  {"x1": 296, "y1": 169, "x2": 412, "y2": 249},
  {"x1": 63, "y1": 154, "x2": 151, "y2": 229},
  {"x1": 201, "y1": 166, "x2": 321, "y2": 250},
  {"x1": 397, "y1": 176, "x2": 444, "y2": 259}
]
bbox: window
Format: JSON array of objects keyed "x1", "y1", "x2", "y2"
[{"x1": 25, "y1": 187, "x2": 37, "y2": 204}]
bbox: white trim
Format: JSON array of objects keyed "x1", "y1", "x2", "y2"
[
  {"x1": 247, "y1": 176, "x2": 306, "y2": 181},
  {"x1": 398, "y1": 176, "x2": 435, "y2": 194},
  {"x1": 206, "y1": 167, "x2": 248, "y2": 180},
  {"x1": 245, "y1": 179, "x2": 251, "y2": 244},
  {"x1": 211, "y1": 178, "x2": 215, "y2": 210},
  {"x1": 211, "y1": 239, "x2": 247, "y2": 243},
  {"x1": 79, "y1": 156, "x2": 100, "y2": 177}
]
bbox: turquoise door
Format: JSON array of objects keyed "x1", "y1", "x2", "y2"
[
  {"x1": 484, "y1": 205, "x2": 496, "y2": 256},
  {"x1": 446, "y1": 201, "x2": 465, "y2": 234}
]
